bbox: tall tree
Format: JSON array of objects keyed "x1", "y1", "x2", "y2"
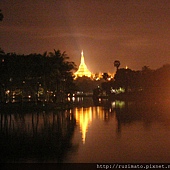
[
  {"x1": 45, "y1": 50, "x2": 76, "y2": 102},
  {"x1": 114, "y1": 60, "x2": 120, "y2": 71}
]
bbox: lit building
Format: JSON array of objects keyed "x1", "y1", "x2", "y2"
[{"x1": 74, "y1": 51, "x2": 92, "y2": 78}]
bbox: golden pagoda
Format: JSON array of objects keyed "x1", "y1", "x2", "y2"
[{"x1": 74, "y1": 51, "x2": 92, "y2": 78}]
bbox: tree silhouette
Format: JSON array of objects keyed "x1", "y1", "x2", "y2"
[
  {"x1": 102, "y1": 72, "x2": 109, "y2": 81},
  {"x1": 114, "y1": 60, "x2": 120, "y2": 71},
  {"x1": 0, "y1": 50, "x2": 76, "y2": 103},
  {"x1": 0, "y1": 10, "x2": 3, "y2": 21}
]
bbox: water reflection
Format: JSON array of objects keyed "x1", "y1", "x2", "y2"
[
  {"x1": 75, "y1": 107, "x2": 92, "y2": 144},
  {"x1": 0, "y1": 110, "x2": 76, "y2": 163},
  {"x1": 114, "y1": 100, "x2": 170, "y2": 135},
  {"x1": 1, "y1": 98, "x2": 170, "y2": 163},
  {"x1": 66, "y1": 98, "x2": 170, "y2": 163}
]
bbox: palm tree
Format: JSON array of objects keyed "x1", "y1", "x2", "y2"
[
  {"x1": 47, "y1": 50, "x2": 76, "y2": 102},
  {"x1": 114, "y1": 60, "x2": 120, "y2": 71}
]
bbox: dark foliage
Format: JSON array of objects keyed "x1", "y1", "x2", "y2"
[
  {"x1": 0, "y1": 50, "x2": 76, "y2": 103},
  {"x1": 106, "y1": 64, "x2": 170, "y2": 100}
]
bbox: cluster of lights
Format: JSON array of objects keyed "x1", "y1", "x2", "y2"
[
  {"x1": 110, "y1": 87, "x2": 125, "y2": 94},
  {"x1": 111, "y1": 100, "x2": 125, "y2": 109}
]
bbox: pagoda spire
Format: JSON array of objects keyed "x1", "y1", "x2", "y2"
[
  {"x1": 80, "y1": 50, "x2": 85, "y2": 64},
  {"x1": 74, "y1": 51, "x2": 92, "y2": 78}
]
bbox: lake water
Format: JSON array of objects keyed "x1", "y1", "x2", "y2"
[{"x1": 0, "y1": 97, "x2": 170, "y2": 163}]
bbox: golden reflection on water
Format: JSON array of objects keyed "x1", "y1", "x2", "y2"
[
  {"x1": 74, "y1": 106, "x2": 112, "y2": 144},
  {"x1": 1, "y1": 98, "x2": 170, "y2": 163},
  {"x1": 75, "y1": 107, "x2": 92, "y2": 144}
]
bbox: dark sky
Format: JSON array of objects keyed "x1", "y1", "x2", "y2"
[{"x1": 0, "y1": 0, "x2": 170, "y2": 73}]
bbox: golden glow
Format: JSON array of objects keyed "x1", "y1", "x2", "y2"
[
  {"x1": 74, "y1": 106, "x2": 110, "y2": 144},
  {"x1": 74, "y1": 51, "x2": 92, "y2": 78},
  {"x1": 75, "y1": 107, "x2": 92, "y2": 144}
]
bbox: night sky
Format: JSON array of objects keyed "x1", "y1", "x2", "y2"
[{"x1": 0, "y1": 0, "x2": 169, "y2": 73}]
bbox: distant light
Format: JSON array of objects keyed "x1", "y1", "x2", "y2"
[
  {"x1": 72, "y1": 97, "x2": 75, "y2": 101},
  {"x1": 126, "y1": 66, "x2": 128, "y2": 69},
  {"x1": 110, "y1": 88, "x2": 116, "y2": 93},
  {"x1": 115, "y1": 100, "x2": 125, "y2": 109},
  {"x1": 6, "y1": 90, "x2": 10, "y2": 94}
]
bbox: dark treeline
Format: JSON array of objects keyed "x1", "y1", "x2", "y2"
[
  {"x1": 0, "y1": 50, "x2": 76, "y2": 104},
  {"x1": 102, "y1": 64, "x2": 170, "y2": 101}
]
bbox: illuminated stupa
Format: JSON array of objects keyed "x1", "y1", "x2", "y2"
[{"x1": 74, "y1": 51, "x2": 92, "y2": 78}]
